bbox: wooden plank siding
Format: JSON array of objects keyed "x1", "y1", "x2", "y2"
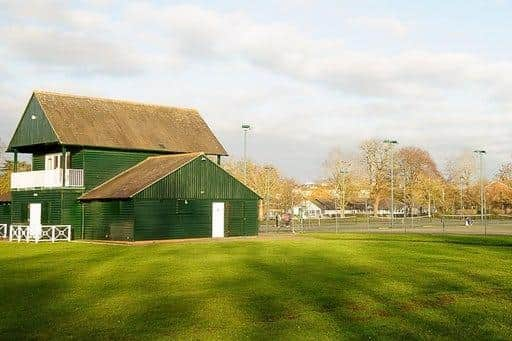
[
  {"x1": 135, "y1": 157, "x2": 259, "y2": 200},
  {"x1": 131, "y1": 157, "x2": 259, "y2": 240},
  {"x1": 79, "y1": 149, "x2": 155, "y2": 190},
  {"x1": 10, "y1": 189, "x2": 83, "y2": 239},
  {"x1": 0, "y1": 203, "x2": 11, "y2": 225},
  {"x1": 82, "y1": 200, "x2": 134, "y2": 240},
  {"x1": 133, "y1": 199, "x2": 258, "y2": 240},
  {"x1": 8, "y1": 94, "x2": 59, "y2": 150}
]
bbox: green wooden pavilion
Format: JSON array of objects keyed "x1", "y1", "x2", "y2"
[{"x1": 4, "y1": 91, "x2": 260, "y2": 241}]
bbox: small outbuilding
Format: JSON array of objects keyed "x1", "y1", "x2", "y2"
[{"x1": 79, "y1": 152, "x2": 261, "y2": 240}]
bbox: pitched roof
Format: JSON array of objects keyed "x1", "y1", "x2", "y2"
[
  {"x1": 80, "y1": 153, "x2": 202, "y2": 200},
  {"x1": 0, "y1": 192, "x2": 11, "y2": 203},
  {"x1": 312, "y1": 199, "x2": 336, "y2": 210},
  {"x1": 26, "y1": 91, "x2": 227, "y2": 155}
]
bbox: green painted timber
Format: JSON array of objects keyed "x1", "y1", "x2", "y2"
[
  {"x1": 134, "y1": 199, "x2": 209, "y2": 240},
  {"x1": 0, "y1": 203, "x2": 11, "y2": 225},
  {"x1": 133, "y1": 199, "x2": 258, "y2": 240},
  {"x1": 77, "y1": 149, "x2": 155, "y2": 190},
  {"x1": 8, "y1": 95, "x2": 59, "y2": 150},
  {"x1": 135, "y1": 157, "x2": 260, "y2": 200},
  {"x1": 31, "y1": 148, "x2": 152, "y2": 189},
  {"x1": 225, "y1": 200, "x2": 259, "y2": 236},
  {"x1": 11, "y1": 189, "x2": 83, "y2": 239},
  {"x1": 32, "y1": 154, "x2": 45, "y2": 171},
  {"x1": 82, "y1": 200, "x2": 134, "y2": 240},
  {"x1": 130, "y1": 156, "x2": 259, "y2": 240},
  {"x1": 11, "y1": 149, "x2": 259, "y2": 241}
]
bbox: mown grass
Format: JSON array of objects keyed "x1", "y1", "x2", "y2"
[{"x1": 1, "y1": 233, "x2": 511, "y2": 340}]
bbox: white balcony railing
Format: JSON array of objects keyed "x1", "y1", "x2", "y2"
[{"x1": 11, "y1": 169, "x2": 84, "y2": 190}]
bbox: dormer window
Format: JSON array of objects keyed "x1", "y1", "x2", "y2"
[{"x1": 45, "y1": 152, "x2": 70, "y2": 170}]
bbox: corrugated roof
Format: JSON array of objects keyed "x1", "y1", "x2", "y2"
[
  {"x1": 32, "y1": 91, "x2": 227, "y2": 155},
  {"x1": 80, "y1": 153, "x2": 202, "y2": 200}
]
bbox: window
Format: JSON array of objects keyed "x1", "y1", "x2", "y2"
[{"x1": 45, "y1": 152, "x2": 70, "y2": 170}]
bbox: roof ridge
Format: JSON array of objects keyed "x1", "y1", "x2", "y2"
[
  {"x1": 79, "y1": 152, "x2": 204, "y2": 200},
  {"x1": 33, "y1": 90, "x2": 199, "y2": 113},
  {"x1": 148, "y1": 152, "x2": 204, "y2": 159}
]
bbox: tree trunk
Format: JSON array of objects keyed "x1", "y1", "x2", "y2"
[{"x1": 373, "y1": 196, "x2": 381, "y2": 217}]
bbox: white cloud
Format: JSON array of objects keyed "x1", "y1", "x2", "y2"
[
  {"x1": 347, "y1": 16, "x2": 408, "y2": 37},
  {"x1": 119, "y1": 4, "x2": 512, "y2": 101},
  {"x1": 0, "y1": 2, "x2": 510, "y2": 181}
]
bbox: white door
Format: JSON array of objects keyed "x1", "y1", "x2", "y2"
[
  {"x1": 212, "y1": 202, "x2": 225, "y2": 238},
  {"x1": 29, "y1": 203, "x2": 42, "y2": 238}
]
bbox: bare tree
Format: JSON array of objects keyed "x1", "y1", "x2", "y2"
[
  {"x1": 323, "y1": 147, "x2": 354, "y2": 217},
  {"x1": 497, "y1": 162, "x2": 512, "y2": 187},
  {"x1": 445, "y1": 150, "x2": 478, "y2": 211},
  {"x1": 396, "y1": 147, "x2": 442, "y2": 216},
  {"x1": 223, "y1": 159, "x2": 297, "y2": 220},
  {"x1": 359, "y1": 139, "x2": 390, "y2": 216}
]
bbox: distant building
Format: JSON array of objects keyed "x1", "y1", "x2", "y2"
[{"x1": 291, "y1": 198, "x2": 368, "y2": 218}]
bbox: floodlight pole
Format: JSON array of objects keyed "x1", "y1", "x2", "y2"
[
  {"x1": 242, "y1": 124, "x2": 251, "y2": 182},
  {"x1": 263, "y1": 165, "x2": 272, "y2": 233},
  {"x1": 339, "y1": 169, "x2": 349, "y2": 219},
  {"x1": 459, "y1": 176, "x2": 464, "y2": 211},
  {"x1": 474, "y1": 150, "x2": 487, "y2": 236},
  {"x1": 384, "y1": 139, "x2": 398, "y2": 228}
]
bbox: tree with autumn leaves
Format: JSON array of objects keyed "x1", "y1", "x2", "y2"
[
  {"x1": 222, "y1": 159, "x2": 301, "y2": 219},
  {"x1": 323, "y1": 141, "x2": 512, "y2": 216},
  {"x1": 0, "y1": 139, "x2": 30, "y2": 197}
]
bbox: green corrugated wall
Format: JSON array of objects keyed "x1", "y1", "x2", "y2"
[
  {"x1": 0, "y1": 203, "x2": 11, "y2": 225},
  {"x1": 225, "y1": 200, "x2": 259, "y2": 236},
  {"x1": 9, "y1": 95, "x2": 59, "y2": 149},
  {"x1": 131, "y1": 157, "x2": 259, "y2": 240},
  {"x1": 32, "y1": 154, "x2": 45, "y2": 171},
  {"x1": 11, "y1": 189, "x2": 83, "y2": 239},
  {"x1": 134, "y1": 199, "x2": 209, "y2": 240},
  {"x1": 136, "y1": 157, "x2": 259, "y2": 200},
  {"x1": 82, "y1": 200, "x2": 134, "y2": 240},
  {"x1": 12, "y1": 150, "x2": 260, "y2": 241},
  {"x1": 15, "y1": 148, "x2": 157, "y2": 240},
  {"x1": 133, "y1": 199, "x2": 258, "y2": 240},
  {"x1": 77, "y1": 149, "x2": 155, "y2": 190}
]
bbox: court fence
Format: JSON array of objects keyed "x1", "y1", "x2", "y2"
[{"x1": 258, "y1": 214, "x2": 512, "y2": 236}]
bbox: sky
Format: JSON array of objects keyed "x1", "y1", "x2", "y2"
[{"x1": 0, "y1": 0, "x2": 510, "y2": 182}]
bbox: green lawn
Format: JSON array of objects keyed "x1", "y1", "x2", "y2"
[{"x1": 1, "y1": 234, "x2": 512, "y2": 340}]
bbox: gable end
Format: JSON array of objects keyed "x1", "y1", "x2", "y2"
[
  {"x1": 8, "y1": 93, "x2": 60, "y2": 151},
  {"x1": 134, "y1": 156, "x2": 261, "y2": 200}
]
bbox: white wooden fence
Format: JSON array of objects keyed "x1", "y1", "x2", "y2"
[
  {"x1": 8, "y1": 225, "x2": 72, "y2": 243},
  {"x1": 0, "y1": 224, "x2": 7, "y2": 239}
]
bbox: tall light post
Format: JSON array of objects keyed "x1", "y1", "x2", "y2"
[
  {"x1": 459, "y1": 176, "x2": 464, "y2": 212},
  {"x1": 263, "y1": 165, "x2": 273, "y2": 232},
  {"x1": 339, "y1": 168, "x2": 349, "y2": 218},
  {"x1": 473, "y1": 150, "x2": 487, "y2": 233},
  {"x1": 242, "y1": 124, "x2": 251, "y2": 181},
  {"x1": 384, "y1": 139, "x2": 398, "y2": 228}
]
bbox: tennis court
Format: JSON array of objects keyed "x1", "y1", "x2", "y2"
[{"x1": 259, "y1": 214, "x2": 512, "y2": 236}]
